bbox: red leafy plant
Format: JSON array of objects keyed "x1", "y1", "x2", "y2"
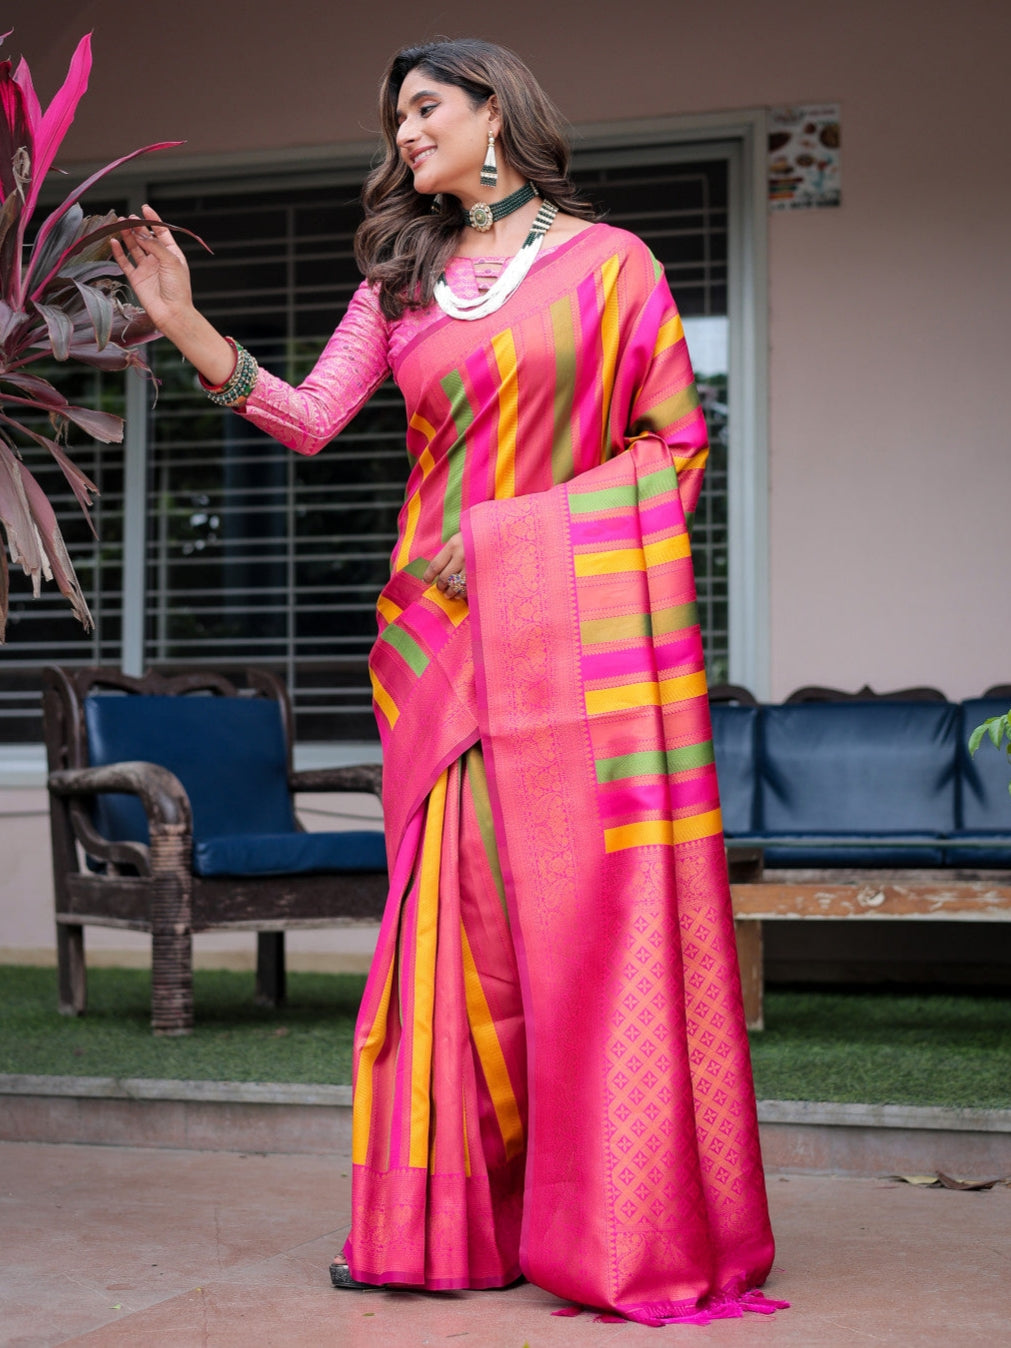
[{"x1": 0, "y1": 31, "x2": 184, "y2": 637}]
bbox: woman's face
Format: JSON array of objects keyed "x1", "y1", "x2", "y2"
[{"x1": 395, "y1": 68, "x2": 498, "y2": 202}]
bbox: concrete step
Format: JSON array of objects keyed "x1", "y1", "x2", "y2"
[{"x1": 2, "y1": 1074, "x2": 1010, "y2": 1177}]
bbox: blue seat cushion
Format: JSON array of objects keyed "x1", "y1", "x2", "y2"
[
  {"x1": 759, "y1": 702, "x2": 958, "y2": 836},
  {"x1": 958, "y1": 699, "x2": 1011, "y2": 832},
  {"x1": 943, "y1": 832, "x2": 1011, "y2": 869},
  {"x1": 710, "y1": 704, "x2": 759, "y2": 836},
  {"x1": 194, "y1": 830, "x2": 387, "y2": 877},
  {"x1": 751, "y1": 832, "x2": 946, "y2": 868},
  {"x1": 85, "y1": 694, "x2": 296, "y2": 846}
]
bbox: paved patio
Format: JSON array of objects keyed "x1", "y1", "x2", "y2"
[{"x1": 2, "y1": 1139, "x2": 1009, "y2": 1346}]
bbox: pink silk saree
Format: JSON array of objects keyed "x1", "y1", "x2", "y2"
[{"x1": 244, "y1": 224, "x2": 779, "y2": 1322}]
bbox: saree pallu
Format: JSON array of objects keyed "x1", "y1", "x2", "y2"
[
  {"x1": 347, "y1": 434, "x2": 778, "y2": 1323},
  {"x1": 467, "y1": 437, "x2": 778, "y2": 1322}
]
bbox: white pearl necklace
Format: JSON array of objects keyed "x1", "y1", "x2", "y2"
[{"x1": 434, "y1": 202, "x2": 558, "y2": 321}]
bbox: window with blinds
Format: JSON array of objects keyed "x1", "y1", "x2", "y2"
[{"x1": 1, "y1": 154, "x2": 730, "y2": 744}]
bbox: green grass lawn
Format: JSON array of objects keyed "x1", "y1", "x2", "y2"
[
  {"x1": 0, "y1": 966, "x2": 364, "y2": 1086},
  {"x1": 2, "y1": 966, "x2": 1009, "y2": 1109},
  {"x1": 747, "y1": 988, "x2": 1011, "y2": 1110}
]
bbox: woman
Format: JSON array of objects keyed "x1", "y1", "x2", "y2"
[{"x1": 114, "y1": 38, "x2": 784, "y2": 1326}]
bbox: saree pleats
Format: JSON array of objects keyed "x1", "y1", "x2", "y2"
[{"x1": 345, "y1": 746, "x2": 526, "y2": 1289}]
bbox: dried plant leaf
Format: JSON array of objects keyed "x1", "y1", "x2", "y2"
[
  {"x1": 935, "y1": 1172, "x2": 1007, "y2": 1191},
  {"x1": 0, "y1": 190, "x2": 19, "y2": 271},
  {"x1": 37, "y1": 442, "x2": 98, "y2": 532},
  {"x1": 117, "y1": 302, "x2": 160, "y2": 345},
  {"x1": 19, "y1": 460, "x2": 93, "y2": 629},
  {"x1": 0, "y1": 413, "x2": 99, "y2": 528},
  {"x1": 0, "y1": 440, "x2": 45, "y2": 586},
  {"x1": 43, "y1": 436, "x2": 99, "y2": 522},
  {"x1": 0, "y1": 54, "x2": 34, "y2": 205},
  {"x1": 887, "y1": 1172, "x2": 1009, "y2": 1191}
]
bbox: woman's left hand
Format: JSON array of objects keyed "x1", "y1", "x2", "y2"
[{"x1": 423, "y1": 534, "x2": 468, "y2": 599}]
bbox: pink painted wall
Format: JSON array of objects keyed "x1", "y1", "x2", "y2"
[{"x1": 12, "y1": 0, "x2": 1011, "y2": 698}]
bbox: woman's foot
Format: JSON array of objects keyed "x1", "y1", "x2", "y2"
[
  {"x1": 329, "y1": 1255, "x2": 525, "y2": 1292},
  {"x1": 329, "y1": 1257, "x2": 386, "y2": 1291}
]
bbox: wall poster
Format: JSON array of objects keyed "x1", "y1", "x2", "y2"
[{"x1": 768, "y1": 104, "x2": 841, "y2": 211}]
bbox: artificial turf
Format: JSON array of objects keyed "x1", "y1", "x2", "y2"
[
  {"x1": 746, "y1": 987, "x2": 1011, "y2": 1110},
  {"x1": 1, "y1": 965, "x2": 1009, "y2": 1109},
  {"x1": 0, "y1": 966, "x2": 365, "y2": 1086}
]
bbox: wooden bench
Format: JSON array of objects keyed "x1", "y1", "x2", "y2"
[{"x1": 732, "y1": 864, "x2": 1011, "y2": 1029}]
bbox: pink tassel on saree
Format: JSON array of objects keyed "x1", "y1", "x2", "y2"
[{"x1": 242, "y1": 224, "x2": 781, "y2": 1320}]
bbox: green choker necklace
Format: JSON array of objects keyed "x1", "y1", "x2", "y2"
[{"x1": 466, "y1": 181, "x2": 536, "y2": 233}]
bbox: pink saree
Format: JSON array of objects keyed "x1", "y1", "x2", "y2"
[{"x1": 242, "y1": 223, "x2": 780, "y2": 1323}]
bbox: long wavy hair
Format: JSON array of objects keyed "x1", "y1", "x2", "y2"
[{"x1": 355, "y1": 39, "x2": 595, "y2": 319}]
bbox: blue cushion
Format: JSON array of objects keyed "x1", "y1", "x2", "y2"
[
  {"x1": 759, "y1": 702, "x2": 958, "y2": 836},
  {"x1": 710, "y1": 704, "x2": 759, "y2": 835},
  {"x1": 194, "y1": 830, "x2": 387, "y2": 877},
  {"x1": 944, "y1": 832, "x2": 1011, "y2": 868},
  {"x1": 754, "y1": 833, "x2": 946, "y2": 868},
  {"x1": 85, "y1": 694, "x2": 296, "y2": 846},
  {"x1": 958, "y1": 699, "x2": 1011, "y2": 832}
]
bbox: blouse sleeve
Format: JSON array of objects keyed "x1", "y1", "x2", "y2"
[{"x1": 237, "y1": 280, "x2": 392, "y2": 456}]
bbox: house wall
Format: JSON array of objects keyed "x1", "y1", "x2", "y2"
[
  {"x1": 16, "y1": 0, "x2": 1008, "y2": 701},
  {"x1": 3, "y1": 0, "x2": 1008, "y2": 966}
]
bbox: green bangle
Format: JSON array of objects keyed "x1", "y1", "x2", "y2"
[{"x1": 205, "y1": 340, "x2": 259, "y2": 406}]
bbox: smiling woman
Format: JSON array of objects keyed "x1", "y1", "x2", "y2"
[
  {"x1": 357, "y1": 40, "x2": 595, "y2": 319},
  {"x1": 111, "y1": 36, "x2": 785, "y2": 1326}
]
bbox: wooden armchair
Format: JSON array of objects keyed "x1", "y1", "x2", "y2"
[{"x1": 43, "y1": 666, "x2": 388, "y2": 1034}]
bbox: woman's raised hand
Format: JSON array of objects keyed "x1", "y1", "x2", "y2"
[
  {"x1": 110, "y1": 204, "x2": 238, "y2": 388},
  {"x1": 111, "y1": 204, "x2": 194, "y2": 332}
]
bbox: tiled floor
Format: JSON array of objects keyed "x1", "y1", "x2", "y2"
[{"x1": 2, "y1": 1140, "x2": 1008, "y2": 1346}]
